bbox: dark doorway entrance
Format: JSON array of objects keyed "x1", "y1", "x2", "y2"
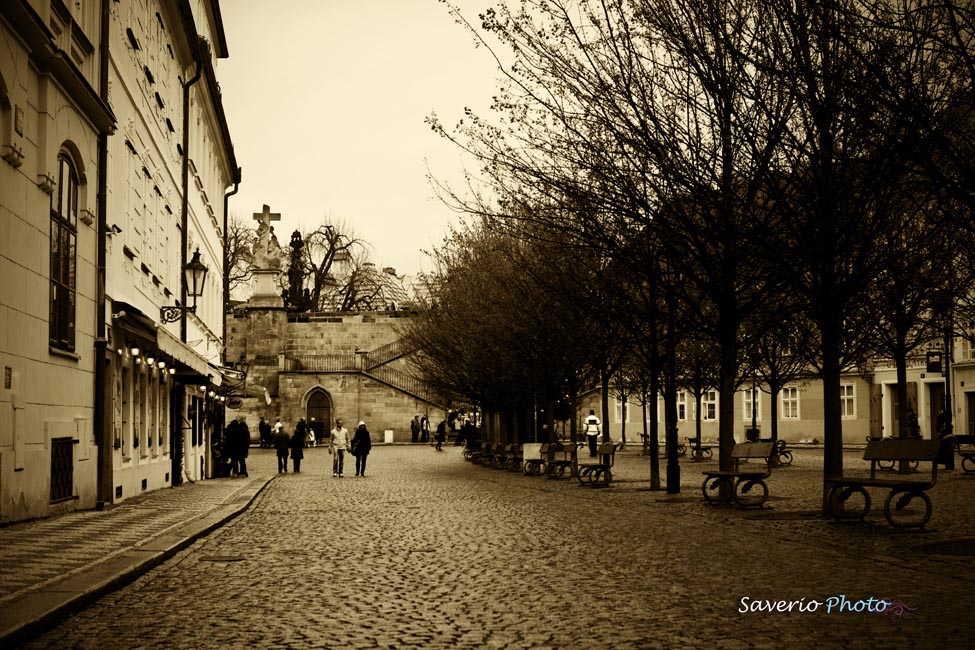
[{"x1": 307, "y1": 389, "x2": 332, "y2": 443}]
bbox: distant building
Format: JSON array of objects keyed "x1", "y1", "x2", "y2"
[{"x1": 226, "y1": 263, "x2": 441, "y2": 440}]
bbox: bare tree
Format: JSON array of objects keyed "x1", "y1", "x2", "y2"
[{"x1": 224, "y1": 214, "x2": 256, "y2": 308}]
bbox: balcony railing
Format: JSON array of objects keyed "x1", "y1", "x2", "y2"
[
  {"x1": 284, "y1": 354, "x2": 358, "y2": 373},
  {"x1": 363, "y1": 338, "x2": 414, "y2": 369}
]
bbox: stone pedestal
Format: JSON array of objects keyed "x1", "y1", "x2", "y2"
[{"x1": 247, "y1": 269, "x2": 283, "y2": 308}]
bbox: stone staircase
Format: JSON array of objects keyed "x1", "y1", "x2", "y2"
[{"x1": 284, "y1": 338, "x2": 440, "y2": 406}]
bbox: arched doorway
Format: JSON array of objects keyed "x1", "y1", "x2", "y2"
[{"x1": 306, "y1": 389, "x2": 332, "y2": 444}]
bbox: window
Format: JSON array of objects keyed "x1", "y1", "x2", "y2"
[
  {"x1": 614, "y1": 398, "x2": 631, "y2": 424},
  {"x1": 743, "y1": 388, "x2": 762, "y2": 421},
  {"x1": 50, "y1": 154, "x2": 78, "y2": 351},
  {"x1": 782, "y1": 386, "x2": 800, "y2": 419},
  {"x1": 840, "y1": 384, "x2": 856, "y2": 418},
  {"x1": 677, "y1": 391, "x2": 687, "y2": 421},
  {"x1": 702, "y1": 390, "x2": 718, "y2": 421},
  {"x1": 961, "y1": 331, "x2": 975, "y2": 362},
  {"x1": 50, "y1": 437, "x2": 74, "y2": 502}
]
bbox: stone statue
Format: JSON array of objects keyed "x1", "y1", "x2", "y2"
[{"x1": 251, "y1": 204, "x2": 284, "y2": 270}]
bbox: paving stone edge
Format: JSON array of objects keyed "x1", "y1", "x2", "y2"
[{"x1": 0, "y1": 476, "x2": 275, "y2": 648}]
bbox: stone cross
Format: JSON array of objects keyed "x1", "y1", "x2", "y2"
[{"x1": 252, "y1": 204, "x2": 281, "y2": 252}]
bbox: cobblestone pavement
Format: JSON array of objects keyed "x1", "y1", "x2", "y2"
[{"x1": 16, "y1": 445, "x2": 975, "y2": 649}]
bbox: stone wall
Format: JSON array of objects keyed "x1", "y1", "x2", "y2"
[{"x1": 225, "y1": 308, "x2": 441, "y2": 443}]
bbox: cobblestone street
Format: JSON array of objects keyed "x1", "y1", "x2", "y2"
[{"x1": 21, "y1": 445, "x2": 975, "y2": 649}]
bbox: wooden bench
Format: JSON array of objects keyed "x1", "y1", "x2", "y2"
[
  {"x1": 505, "y1": 444, "x2": 524, "y2": 472},
  {"x1": 639, "y1": 433, "x2": 687, "y2": 457},
  {"x1": 523, "y1": 443, "x2": 551, "y2": 476},
  {"x1": 685, "y1": 436, "x2": 713, "y2": 461},
  {"x1": 546, "y1": 442, "x2": 580, "y2": 479},
  {"x1": 953, "y1": 434, "x2": 975, "y2": 474},
  {"x1": 577, "y1": 442, "x2": 622, "y2": 487},
  {"x1": 826, "y1": 437, "x2": 953, "y2": 528},
  {"x1": 864, "y1": 435, "x2": 919, "y2": 470},
  {"x1": 758, "y1": 438, "x2": 794, "y2": 466},
  {"x1": 701, "y1": 441, "x2": 775, "y2": 507},
  {"x1": 463, "y1": 439, "x2": 482, "y2": 462}
]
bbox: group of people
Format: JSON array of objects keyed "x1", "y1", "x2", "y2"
[
  {"x1": 258, "y1": 416, "x2": 372, "y2": 477},
  {"x1": 410, "y1": 413, "x2": 477, "y2": 450},
  {"x1": 217, "y1": 416, "x2": 251, "y2": 477}
]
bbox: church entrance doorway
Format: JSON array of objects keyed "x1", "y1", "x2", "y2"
[{"x1": 307, "y1": 389, "x2": 332, "y2": 445}]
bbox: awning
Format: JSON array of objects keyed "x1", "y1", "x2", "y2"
[
  {"x1": 158, "y1": 327, "x2": 215, "y2": 380},
  {"x1": 211, "y1": 364, "x2": 271, "y2": 405},
  {"x1": 111, "y1": 302, "x2": 157, "y2": 348}
]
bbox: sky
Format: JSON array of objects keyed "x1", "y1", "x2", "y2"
[{"x1": 217, "y1": 0, "x2": 501, "y2": 278}]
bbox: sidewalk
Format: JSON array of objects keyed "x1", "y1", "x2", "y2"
[{"x1": 0, "y1": 473, "x2": 275, "y2": 647}]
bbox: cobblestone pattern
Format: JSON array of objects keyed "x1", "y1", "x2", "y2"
[
  {"x1": 22, "y1": 445, "x2": 975, "y2": 649},
  {"x1": 0, "y1": 479, "x2": 257, "y2": 604}
]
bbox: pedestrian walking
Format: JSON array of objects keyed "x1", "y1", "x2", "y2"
[
  {"x1": 311, "y1": 417, "x2": 324, "y2": 446},
  {"x1": 330, "y1": 418, "x2": 350, "y2": 477},
  {"x1": 273, "y1": 422, "x2": 290, "y2": 473},
  {"x1": 583, "y1": 409, "x2": 601, "y2": 457},
  {"x1": 296, "y1": 417, "x2": 312, "y2": 448},
  {"x1": 290, "y1": 425, "x2": 305, "y2": 473},
  {"x1": 435, "y1": 420, "x2": 447, "y2": 451},
  {"x1": 459, "y1": 417, "x2": 476, "y2": 447},
  {"x1": 259, "y1": 417, "x2": 272, "y2": 448},
  {"x1": 239, "y1": 416, "x2": 251, "y2": 476},
  {"x1": 410, "y1": 414, "x2": 421, "y2": 443},
  {"x1": 420, "y1": 415, "x2": 430, "y2": 444},
  {"x1": 223, "y1": 418, "x2": 240, "y2": 475},
  {"x1": 351, "y1": 421, "x2": 372, "y2": 477}
]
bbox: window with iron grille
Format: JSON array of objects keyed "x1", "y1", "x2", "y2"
[
  {"x1": 50, "y1": 437, "x2": 74, "y2": 502},
  {"x1": 50, "y1": 154, "x2": 78, "y2": 351}
]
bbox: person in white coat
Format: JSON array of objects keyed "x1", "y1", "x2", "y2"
[
  {"x1": 583, "y1": 409, "x2": 601, "y2": 457},
  {"x1": 329, "y1": 419, "x2": 350, "y2": 477}
]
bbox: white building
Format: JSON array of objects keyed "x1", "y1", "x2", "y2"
[
  {"x1": 0, "y1": 0, "x2": 239, "y2": 523},
  {"x1": 1, "y1": 0, "x2": 115, "y2": 522},
  {"x1": 103, "y1": 0, "x2": 239, "y2": 502}
]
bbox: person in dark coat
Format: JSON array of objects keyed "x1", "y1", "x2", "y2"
[
  {"x1": 435, "y1": 420, "x2": 447, "y2": 451},
  {"x1": 236, "y1": 416, "x2": 251, "y2": 477},
  {"x1": 273, "y1": 423, "x2": 291, "y2": 473},
  {"x1": 351, "y1": 421, "x2": 372, "y2": 477},
  {"x1": 290, "y1": 426, "x2": 305, "y2": 473},
  {"x1": 224, "y1": 419, "x2": 240, "y2": 475},
  {"x1": 410, "y1": 415, "x2": 421, "y2": 444},
  {"x1": 259, "y1": 417, "x2": 272, "y2": 448}
]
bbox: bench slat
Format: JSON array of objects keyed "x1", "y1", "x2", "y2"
[
  {"x1": 863, "y1": 438, "x2": 942, "y2": 461},
  {"x1": 730, "y1": 441, "x2": 774, "y2": 459}
]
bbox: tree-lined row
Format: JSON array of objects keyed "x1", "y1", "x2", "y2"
[{"x1": 410, "y1": 0, "x2": 975, "y2": 499}]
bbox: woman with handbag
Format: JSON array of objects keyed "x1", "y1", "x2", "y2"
[{"x1": 351, "y1": 421, "x2": 372, "y2": 477}]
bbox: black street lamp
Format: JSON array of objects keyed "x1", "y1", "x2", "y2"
[{"x1": 161, "y1": 248, "x2": 209, "y2": 323}]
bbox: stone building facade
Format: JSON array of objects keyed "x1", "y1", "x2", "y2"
[
  {"x1": 1, "y1": 0, "x2": 114, "y2": 522},
  {"x1": 225, "y1": 306, "x2": 442, "y2": 442}
]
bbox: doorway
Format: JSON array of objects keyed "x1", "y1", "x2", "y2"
[{"x1": 306, "y1": 389, "x2": 332, "y2": 443}]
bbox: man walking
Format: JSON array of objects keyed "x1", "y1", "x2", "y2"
[
  {"x1": 273, "y1": 421, "x2": 290, "y2": 473},
  {"x1": 233, "y1": 416, "x2": 250, "y2": 477},
  {"x1": 583, "y1": 409, "x2": 601, "y2": 457},
  {"x1": 330, "y1": 418, "x2": 350, "y2": 477}
]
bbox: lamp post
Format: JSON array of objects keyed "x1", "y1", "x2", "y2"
[
  {"x1": 161, "y1": 248, "x2": 209, "y2": 323},
  {"x1": 162, "y1": 249, "x2": 208, "y2": 486}
]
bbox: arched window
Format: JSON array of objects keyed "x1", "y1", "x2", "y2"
[{"x1": 50, "y1": 153, "x2": 78, "y2": 351}]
